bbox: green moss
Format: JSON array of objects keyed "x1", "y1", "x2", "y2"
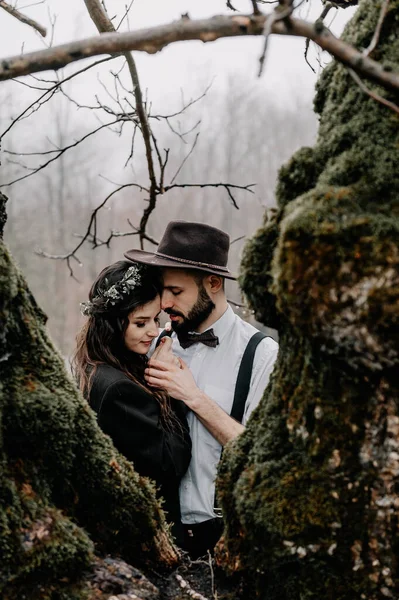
[
  {"x1": 0, "y1": 236, "x2": 177, "y2": 598},
  {"x1": 219, "y1": 1, "x2": 399, "y2": 597},
  {"x1": 239, "y1": 211, "x2": 280, "y2": 329},
  {"x1": 272, "y1": 189, "x2": 399, "y2": 370},
  {"x1": 276, "y1": 147, "x2": 320, "y2": 210}
]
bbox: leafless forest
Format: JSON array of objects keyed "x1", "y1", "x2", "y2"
[{"x1": 1, "y1": 16, "x2": 318, "y2": 359}]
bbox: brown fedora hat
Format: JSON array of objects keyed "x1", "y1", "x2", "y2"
[{"x1": 124, "y1": 220, "x2": 236, "y2": 280}]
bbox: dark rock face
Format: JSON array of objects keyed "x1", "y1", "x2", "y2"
[
  {"x1": 218, "y1": 1, "x2": 399, "y2": 598},
  {"x1": 86, "y1": 557, "x2": 160, "y2": 599},
  {"x1": 0, "y1": 205, "x2": 178, "y2": 598}
]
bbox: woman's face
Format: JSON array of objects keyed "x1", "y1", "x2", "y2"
[{"x1": 124, "y1": 296, "x2": 161, "y2": 354}]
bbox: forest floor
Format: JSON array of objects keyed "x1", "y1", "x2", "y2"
[
  {"x1": 86, "y1": 554, "x2": 240, "y2": 600},
  {"x1": 152, "y1": 553, "x2": 240, "y2": 600}
]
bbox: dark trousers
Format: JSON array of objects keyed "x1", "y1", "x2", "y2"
[{"x1": 182, "y1": 518, "x2": 224, "y2": 560}]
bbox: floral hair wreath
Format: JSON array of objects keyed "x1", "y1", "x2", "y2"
[{"x1": 80, "y1": 264, "x2": 143, "y2": 317}]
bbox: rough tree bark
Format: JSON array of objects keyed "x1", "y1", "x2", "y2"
[
  {"x1": 0, "y1": 190, "x2": 178, "y2": 599},
  {"x1": 218, "y1": 1, "x2": 399, "y2": 599}
]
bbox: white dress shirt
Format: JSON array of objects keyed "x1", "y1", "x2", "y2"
[{"x1": 167, "y1": 305, "x2": 278, "y2": 525}]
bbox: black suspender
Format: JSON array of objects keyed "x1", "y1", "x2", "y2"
[
  {"x1": 230, "y1": 331, "x2": 267, "y2": 423},
  {"x1": 214, "y1": 331, "x2": 267, "y2": 512}
]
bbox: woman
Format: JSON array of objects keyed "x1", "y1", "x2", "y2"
[{"x1": 72, "y1": 260, "x2": 191, "y2": 544}]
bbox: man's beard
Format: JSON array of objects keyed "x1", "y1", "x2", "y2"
[{"x1": 166, "y1": 283, "x2": 215, "y2": 335}]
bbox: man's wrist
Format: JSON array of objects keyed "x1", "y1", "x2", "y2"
[{"x1": 187, "y1": 389, "x2": 208, "y2": 412}]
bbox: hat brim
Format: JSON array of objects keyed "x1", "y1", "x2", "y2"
[{"x1": 124, "y1": 249, "x2": 237, "y2": 280}]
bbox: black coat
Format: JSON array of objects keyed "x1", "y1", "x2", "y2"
[{"x1": 89, "y1": 364, "x2": 191, "y2": 543}]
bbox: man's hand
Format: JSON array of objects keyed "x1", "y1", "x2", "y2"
[
  {"x1": 145, "y1": 357, "x2": 199, "y2": 404},
  {"x1": 145, "y1": 358, "x2": 244, "y2": 446}
]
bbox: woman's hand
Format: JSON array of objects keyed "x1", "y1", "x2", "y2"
[
  {"x1": 150, "y1": 337, "x2": 181, "y2": 369},
  {"x1": 145, "y1": 357, "x2": 200, "y2": 405}
]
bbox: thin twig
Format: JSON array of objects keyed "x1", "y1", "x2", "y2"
[
  {"x1": 151, "y1": 82, "x2": 213, "y2": 120},
  {"x1": 0, "y1": 0, "x2": 47, "y2": 36},
  {"x1": 258, "y1": 3, "x2": 295, "y2": 77},
  {"x1": 348, "y1": 67, "x2": 399, "y2": 115},
  {"x1": 1, "y1": 119, "x2": 121, "y2": 187},
  {"x1": 169, "y1": 132, "x2": 200, "y2": 184},
  {"x1": 231, "y1": 235, "x2": 246, "y2": 245},
  {"x1": 304, "y1": 38, "x2": 316, "y2": 73},
  {"x1": 18, "y1": 0, "x2": 46, "y2": 9},
  {"x1": 127, "y1": 219, "x2": 159, "y2": 245},
  {"x1": 164, "y1": 182, "x2": 255, "y2": 209},
  {"x1": 304, "y1": 2, "x2": 336, "y2": 73},
  {"x1": 207, "y1": 551, "x2": 217, "y2": 600},
  {"x1": 115, "y1": 0, "x2": 135, "y2": 30},
  {"x1": 363, "y1": 0, "x2": 390, "y2": 57},
  {"x1": 1, "y1": 57, "x2": 115, "y2": 140},
  {"x1": 35, "y1": 183, "x2": 144, "y2": 264}
]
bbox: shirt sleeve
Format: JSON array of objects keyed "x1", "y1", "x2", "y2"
[
  {"x1": 243, "y1": 336, "x2": 279, "y2": 425},
  {"x1": 97, "y1": 378, "x2": 190, "y2": 484}
]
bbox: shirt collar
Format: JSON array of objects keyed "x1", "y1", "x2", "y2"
[{"x1": 205, "y1": 304, "x2": 234, "y2": 344}]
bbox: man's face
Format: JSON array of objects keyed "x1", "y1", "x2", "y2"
[{"x1": 161, "y1": 268, "x2": 215, "y2": 334}]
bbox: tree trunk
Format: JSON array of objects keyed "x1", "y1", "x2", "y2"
[
  {"x1": 217, "y1": 1, "x2": 399, "y2": 598},
  {"x1": 0, "y1": 190, "x2": 178, "y2": 599}
]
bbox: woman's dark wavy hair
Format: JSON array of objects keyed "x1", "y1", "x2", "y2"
[{"x1": 72, "y1": 260, "x2": 174, "y2": 427}]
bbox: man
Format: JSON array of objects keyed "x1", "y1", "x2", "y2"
[{"x1": 124, "y1": 221, "x2": 278, "y2": 558}]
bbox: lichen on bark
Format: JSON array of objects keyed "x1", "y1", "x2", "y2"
[
  {"x1": 0, "y1": 192, "x2": 178, "y2": 599},
  {"x1": 218, "y1": 1, "x2": 399, "y2": 598}
]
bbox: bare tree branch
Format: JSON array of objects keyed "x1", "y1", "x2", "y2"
[
  {"x1": 169, "y1": 132, "x2": 200, "y2": 185},
  {"x1": 231, "y1": 235, "x2": 246, "y2": 245},
  {"x1": 0, "y1": 119, "x2": 121, "y2": 187},
  {"x1": 83, "y1": 0, "x2": 158, "y2": 250},
  {"x1": 116, "y1": 0, "x2": 135, "y2": 31},
  {"x1": 348, "y1": 68, "x2": 399, "y2": 115},
  {"x1": 0, "y1": 14, "x2": 398, "y2": 93},
  {"x1": 0, "y1": 0, "x2": 47, "y2": 36},
  {"x1": 1, "y1": 56, "x2": 115, "y2": 140},
  {"x1": 363, "y1": 0, "x2": 390, "y2": 57},
  {"x1": 258, "y1": 1, "x2": 295, "y2": 77},
  {"x1": 304, "y1": 2, "x2": 337, "y2": 73},
  {"x1": 163, "y1": 182, "x2": 255, "y2": 209},
  {"x1": 35, "y1": 183, "x2": 145, "y2": 267},
  {"x1": 35, "y1": 180, "x2": 254, "y2": 270},
  {"x1": 151, "y1": 81, "x2": 213, "y2": 120}
]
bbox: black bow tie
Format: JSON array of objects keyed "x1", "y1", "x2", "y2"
[{"x1": 178, "y1": 329, "x2": 219, "y2": 349}]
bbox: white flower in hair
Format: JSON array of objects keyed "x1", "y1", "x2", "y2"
[
  {"x1": 80, "y1": 264, "x2": 143, "y2": 316},
  {"x1": 80, "y1": 302, "x2": 93, "y2": 317},
  {"x1": 103, "y1": 265, "x2": 142, "y2": 305}
]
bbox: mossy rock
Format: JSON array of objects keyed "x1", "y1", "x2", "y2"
[
  {"x1": 219, "y1": 1, "x2": 399, "y2": 598},
  {"x1": 0, "y1": 197, "x2": 178, "y2": 598},
  {"x1": 239, "y1": 211, "x2": 280, "y2": 329},
  {"x1": 272, "y1": 188, "x2": 399, "y2": 371}
]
